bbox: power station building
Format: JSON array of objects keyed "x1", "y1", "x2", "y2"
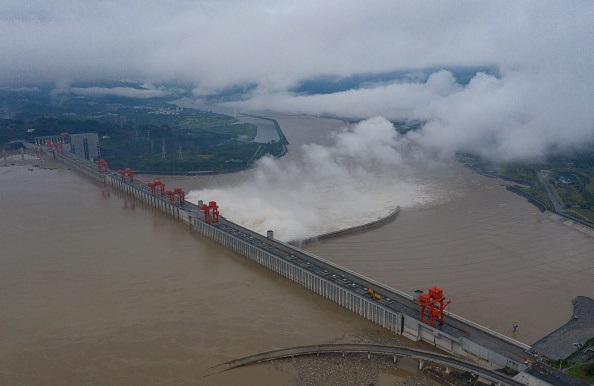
[
  {"x1": 34, "y1": 133, "x2": 100, "y2": 161},
  {"x1": 68, "y1": 133, "x2": 100, "y2": 160}
]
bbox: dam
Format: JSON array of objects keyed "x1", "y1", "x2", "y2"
[{"x1": 49, "y1": 147, "x2": 533, "y2": 379}]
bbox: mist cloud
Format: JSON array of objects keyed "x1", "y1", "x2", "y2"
[
  {"x1": 187, "y1": 117, "x2": 453, "y2": 241},
  {"x1": 71, "y1": 86, "x2": 171, "y2": 99},
  {"x1": 2, "y1": 2, "x2": 592, "y2": 88},
  {"x1": 2, "y1": 1, "x2": 593, "y2": 161},
  {"x1": 232, "y1": 67, "x2": 594, "y2": 162}
]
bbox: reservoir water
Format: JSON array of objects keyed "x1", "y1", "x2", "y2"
[
  {"x1": 239, "y1": 114, "x2": 280, "y2": 143},
  {"x1": 149, "y1": 114, "x2": 594, "y2": 345},
  {"x1": 1, "y1": 114, "x2": 593, "y2": 384},
  {"x1": 0, "y1": 153, "x2": 427, "y2": 384}
]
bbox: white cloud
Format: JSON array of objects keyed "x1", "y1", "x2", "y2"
[
  {"x1": 2, "y1": 2, "x2": 591, "y2": 87},
  {"x1": 71, "y1": 86, "x2": 171, "y2": 98},
  {"x1": 1, "y1": 1, "x2": 592, "y2": 161},
  {"x1": 231, "y1": 66, "x2": 594, "y2": 161}
]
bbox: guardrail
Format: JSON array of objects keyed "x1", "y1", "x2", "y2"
[{"x1": 446, "y1": 312, "x2": 531, "y2": 350}]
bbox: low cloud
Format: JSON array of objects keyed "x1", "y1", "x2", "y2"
[
  {"x1": 71, "y1": 86, "x2": 171, "y2": 99},
  {"x1": 230, "y1": 68, "x2": 594, "y2": 162},
  {"x1": 1, "y1": 1, "x2": 592, "y2": 162}
]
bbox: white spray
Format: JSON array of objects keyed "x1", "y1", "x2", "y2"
[{"x1": 186, "y1": 117, "x2": 456, "y2": 241}]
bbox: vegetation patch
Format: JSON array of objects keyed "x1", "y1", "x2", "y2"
[
  {"x1": 465, "y1": 152, "x2": 594, "y2": 225},
  {"x1": 566, "y1": 362, "x2": 594, "y2": 384},
  {"x1": 0, "y1": 90, "x2": 288, "y2": 173}
]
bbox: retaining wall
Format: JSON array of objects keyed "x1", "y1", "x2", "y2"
[
  {"x1": 295, "y1": 206, "x2": 400, "y2": 246},
  {"x1": 192, "y1": 219, "x2": 403, "y2": 334}
]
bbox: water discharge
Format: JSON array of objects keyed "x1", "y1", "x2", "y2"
[{"x1": 186, "y1": 117, "x2": 455, "y2": 241}]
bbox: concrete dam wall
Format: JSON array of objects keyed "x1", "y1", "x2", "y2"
[{"x1": 52, "y1": 149, "x2": 530, "y2": 374}]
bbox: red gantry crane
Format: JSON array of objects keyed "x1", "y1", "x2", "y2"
[
  {"x1": 163, "y1": 187, "x2": 186, "y2": 205},
  {"x1": 96, "y1": 159, "x2": 109, "y2": 173},
  {"x1": 165, "y1": 189, "x2": 176, "y2": 204},
  {"x1": 201, "y1": 203, "x2": 211, "y2": 223},
  {"x1": 209, "y1": 201, "x2": 219, "y2": 222},
  {"x1": 118, "y1": 168, "x2": 134, "y2": 182},
  {"x1": 125, "y1": 167, "x2": 134, "y2": 182},
  {"x1": 117, "y1": 169, "x2": 126, "y2": 182},
  {"x1": 174, "y1": 188, "x2": 185, "y2": 205},
  {"x1": 201, "y1": 201, "x2": 220, "y2": 223},
  {"x1": 416, "y1": 286, "x2": 451, "y2": 327},
  {"x1": 148, "y1": 180, "x2": 165, "y2": 196}
]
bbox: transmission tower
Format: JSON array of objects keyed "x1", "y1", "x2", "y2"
[{"x1": 161, "y1": 139, "x2": 166, "y2": 160}]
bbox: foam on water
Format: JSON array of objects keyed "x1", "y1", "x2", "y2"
[{"x1": 186, "y1": 117, "x2": 457, "y2": 241}]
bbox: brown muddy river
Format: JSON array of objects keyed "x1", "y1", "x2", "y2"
[
  {"x1": 1, "y1": 115, "x2": 593, "y2": 384},
  {"x1": 157, "y1": 114, "x2": 594, "y2": 345}
]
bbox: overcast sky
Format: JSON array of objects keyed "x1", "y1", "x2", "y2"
[{"x1": 2, "y1": 1, "x2": 593, "y2": 161}]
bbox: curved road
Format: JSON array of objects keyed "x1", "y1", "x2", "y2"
[
  {"x1": 216, "y1": 343, "x2": 524, "y2": 386},
  {"x1": 538, "y1": 171, "x2": 564, "y2": 213}
]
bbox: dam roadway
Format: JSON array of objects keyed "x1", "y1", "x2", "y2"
[
  {"x1": 51, "y1": 148, "x2": 532, "y2": 377},
  {"x1": 213, "y1": 218, "x2": 530, "y2": 364}
]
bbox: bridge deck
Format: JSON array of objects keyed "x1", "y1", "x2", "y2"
[{"x1": 214, "y1": 343, "x2": 524, "y2": 386}]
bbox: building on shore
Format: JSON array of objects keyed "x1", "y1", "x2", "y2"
[
  {"x1": 68, "y1": 133, "x2": 100, "y2": 161},
  {"x1": 34, "y1": 133, "x2": 100, "y2": 161}
]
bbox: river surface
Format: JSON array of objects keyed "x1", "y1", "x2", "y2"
[
  {"x1": 149, "y1": 114, "x2": 594, "y2": 345},
  {"x1": 0, "y1": 151, "x2": 427, "y2": 384},
  {"x1": 1, "y1": 114, "x2": 593, "y2": 384},
  {"x1": 238, "y1": 114, "x2": 280, "y2": 143}
]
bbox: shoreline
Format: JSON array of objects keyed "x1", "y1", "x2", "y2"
[
  {"x1": 465, "y1": 163, "x2": 594, "y2": 232},
  {"x1": 132, "y1": 115, "x2": 288, "y2": 176}
]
